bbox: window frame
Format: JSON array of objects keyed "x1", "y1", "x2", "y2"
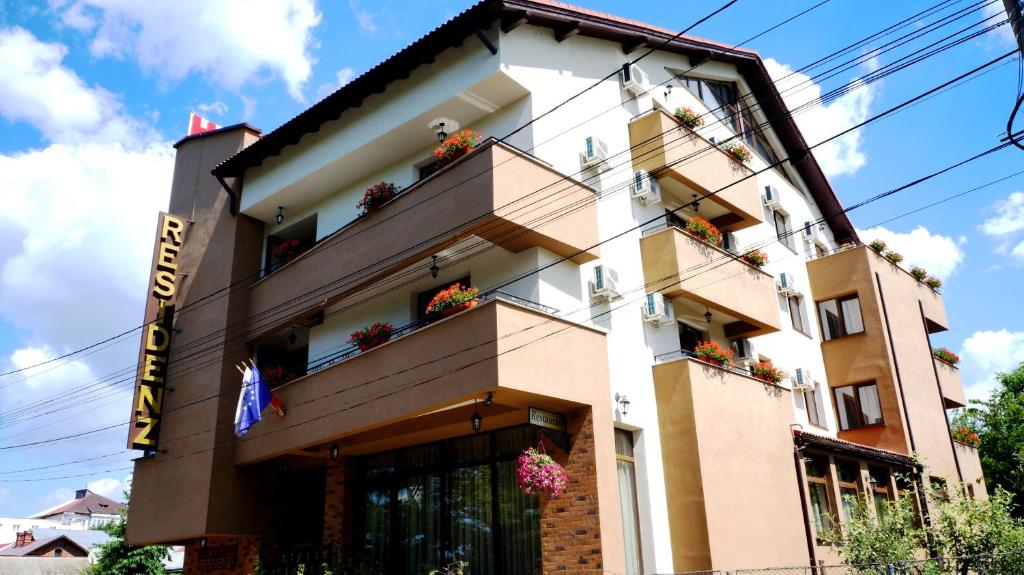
[
  {"x1": 804, "y1": 384, "x2": 823, "y2": 427},
  {"x1": 789, "y1": 295, "x2": 808, "y2": 335},
  {"x1": 803, "y1": 453, "x2": 837, "y2": 542},
  {"x1": 774, "y1": 211, "x2": 796, "y2": 252},
  {"x1": 817, "y1": 294, "x2": 865, "y2": 341},
  {"x1": 832, "y1": 381, "x2": 885, "y2": 431}
]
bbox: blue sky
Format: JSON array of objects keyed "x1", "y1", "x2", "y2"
[{"x1": 0, "y1": 0, "x2": 1020, "y2": 518}]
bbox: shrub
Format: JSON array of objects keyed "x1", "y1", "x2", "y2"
[
  {"x1": 721, "y1": 142, "x2": 752, "y2": 163},
  {"x1": 884, "y1": 250, "x2": 904, "y2": 264},
  {"x1": 869, "y1": 239, "x2": 887, "y2": 252},
  {"x1": 933, "y1": 347, "x2": 960, "y2": 365},
  {"x1": 673, "y1": 106, "x2": 704, "y2": 129},
  {"x1": 693, "y1": 340, "x2": 733, "y2": 367},
  {"x1": 742, "y1": 249, "x2": 769, "y2": 268},
  {"x1": 684, "y1": 217, "x2": 723, "y2": 247},
  {"x1": 356, "y1": 182, "x2": 399, "y2": 214}
]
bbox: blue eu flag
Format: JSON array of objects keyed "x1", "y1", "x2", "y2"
[{"x1": 234, "y1": 366, "x2": 271, "y2": 437}]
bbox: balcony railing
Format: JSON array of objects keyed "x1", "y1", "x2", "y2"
[
  {"x1": 654, "y1": 348, "x2": 763, "y2": 381},
  {"x1": 303, "y1": 291, "x2": 558, "y2": 377}
]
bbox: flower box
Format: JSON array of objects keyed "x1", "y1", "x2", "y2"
[
  {"x1": 924, "y1": 276, "x2": 942, "y2": 292},
  {"x1": 426, "y1": 283, "x2": 480, "y2": 316},
  {"x1": 516, "y1": 447, "x2": 567, "y2": 497},
  {"x1": 673, "y1": 106, "x2": 704, "y2": 130},
  {"x1": 869, "y1": 239, "x2": 886, "y2": 252},
  {"x1": 434, "y1": 129, "x2": 482, "y2": 167},
  {"x1": 684, "y1": 217, "x2": 723, "y2": 247},
  {"x1": 952, "y1": 426, "x2": 980, "y2": 447},
  {"x1": 910, "y1": 266, "x2": 927, "y2": 281},
  {"x1": 884, "y1": 250, "x2": 904, "y2": 264},
  {"x1": 721, "y1": 142, "x2": 752, "y2": 164},
  {"x1": 933, "y1": 347, "x2": 960, "y2": 366},
  {"x1": 742, "y1": 249, "x2": 769, "y2": 268},
  {"x1": 693, "y1": 340, "x2": 733, "y2": 367},
  {"x1": 751, "y1": 361, "x2": 786, "y2": 384},
  {"x1": 357, "y1": 182, "x2": 399, "y2": 215},
  {"x1": 348, "y1": 322, "x2": 394, "y2": 352},
  {"x1": 272, "y1": 239, "x2": 304, "y2": 267}
]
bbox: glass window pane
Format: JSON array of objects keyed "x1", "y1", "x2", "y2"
[
  {"x1": 840, "y1": 487, "x2": 859, "y2": 523},
  {"x1": 449, "y1": 465, "x2": 493, "y2": 572},
  {"x1": 841, "y1": 297, "x2": 864, "y2": 335},
  {"x1": 397, "y1": 473, "x2": 442, "y2": 573},
  {"x1": 614, "y1": 429, "x2": 635, "y2": 458},
  {"x1": 837, "y1": 461, "x2": 860, "y2": 484},
  {"x1": 790, "y1": 297, "x2": 805, "y2": 333},
  {"x1": 363, "y1": 487, "x2": 391, "y2": 567},
  {"x1": 498, "y1": 461, "x2": 541, "y2": 575},
  {"x1": 858, "y1": 384, "x2": 883, "y2": 425},
  {"x1": 834, "y1": 387, "x2": 857, "y2": 430},
  {"x1": 804, "y1": 388, "x2": 821, "y2": 426},
  {"x1": 617, "y1": 460, "x2": 644, "y2": 575},
  {"x1": 819, "y1": 300, "x2": 841, "y2": 341},
  {"x1": 808, "y1": 482, "x2": 832, "y2": 537},
  {"x1": 804, "y1": 455, "x2": 828, "y2": 479}
]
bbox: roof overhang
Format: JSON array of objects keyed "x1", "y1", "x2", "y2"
[{"x1": 794, "y1": 430, "x2": 921, "y2": 469}]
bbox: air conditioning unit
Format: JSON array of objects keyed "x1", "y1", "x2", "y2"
[
  {"x1": 762, "y1": 185, "x2": 782, "y2": 211},
  {"x1": 731, "y1": 338, "x2": 756, "y2": 365},
  {"x1": 776, "y1": 272, "x2": 798, "y2": 296},
  {"x1": 802, "y1": 221, "x2": 824, "y2": 245},
  {"x1": 642, "y1": 292, "x2": 675, "y2": 325},
  {"x1": 793, "y1": 368, "x2": 815, "y2": 391},
  {"x1": 590, "y1": 264, "x2": 620, "y2": 300},
  {"x1": 630, "y1": 170, "x2": 662, "y2": 205},
  {"x1": 722, "y1": 231, "x2": 740, "y2": 254},
  {"x1": 580, "y1": 135, "x2": 609, "y2": 169},
  {"x1": 620, "y1": 63, "x2": 650, "y2": 96}
]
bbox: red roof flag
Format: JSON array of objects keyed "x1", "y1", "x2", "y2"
[{"x1": 187, "y1": 112, "x2": 220, "y2": 136}]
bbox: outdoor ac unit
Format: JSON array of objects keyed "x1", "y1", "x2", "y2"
[
  {"x1": 776, "y1": 272, "x2": 798, "y2": 296},
  {"x1": 620, "y1": 63, "x2": 650, "y2": 96},
  {"x1": 731, "y1": 338, "x2": 756, "y2": 364},
  {"x1": 802, "y1": 221, "x2": 823, "y2": 245},
  {"x1": 580, "y1": 135, "x2": 609, "y2": 168},
  {"x1": 590, "y1": 264, "x2": 620, "y2": 300},
  {"x1": 630, "y1": 170, "x2": 662, "y2": 205},
  {"x1": 642, "y1": 292, "x2": 674, "y2": 325},
  {"x1": 762, "y1": 185, "x2": 782, "y2": 210},
  {"x1": 722, "y1": 231, "x2": 740, "y2": 254},
  {"x1": 793, "y1": 368, "x2": 815, "y2": 391}
]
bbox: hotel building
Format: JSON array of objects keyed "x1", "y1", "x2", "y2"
[{"x1": 126, "y1": 1, "x2": 985, "y2": 573}]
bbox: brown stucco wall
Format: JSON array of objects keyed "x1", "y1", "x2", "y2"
[
  {"x1": 934, "y1": 358, "x2": 966, "y2": 408},
  {"x1": 807, "y1": 246, "x2": 962, "y2": 488},
  {"x1": 654, "y1": 357, "x2": 810, "y2": 571},
  {"x1": 641, "y1": 227, "x2": 781, "y2": 336},
  {"x1": 127, "y1": 126, "x2": 265, "y2": 545},
  {"x1": 955, "y1": 442, "x2": 988, "y2": 500},
  {"x1": 629, "y1": 110, "x2": 762, "y2": 231},
  {"x1": 244, "y1": 141, "x2": 599, "y2": 341}
]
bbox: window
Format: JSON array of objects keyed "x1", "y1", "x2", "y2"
[
  {"x1": 930, "y1": 476, "x2": 949, "y2": 502},
  {"x1": 789, "y1": 296, "x2": 807, "y2": 334},
  {"x1": 818, "y1": 295, "x2": 864, "y2": 341},
  {"x1": 774, "y1": 211, "x2": 793, "y2": 251},
  {"x1": 665, "y1": 208, "x2": 687, "y2": 231},
  {"x1": 836, "y1": 460, "x2": 862, "y2": 523},
  {"x1": 895, "y1": 473, "x2": 923, "y2": 527},
  {"x1": 416, "y1": 276, "x2": 471, "y2": 322},
  {"x1": 418, "y1": 157, "x2": 441, "y2": 180},
  {"x1": 804, "y1": 455, "x2": 834, "y2": 539},
  {"x1": 54, "y1": 548, "x2": 63, "y2": 557},
  {"x1": 869, "y1": 467, "x2": 891, "y2": 518},
  {"x1": 615, "y1": 430, "x2": 644, "y2": 575},
  {"x1": 804, "y1": 385, "x2": 822, "y2": 427},
  {"x1": 678, "y1": 322, "x2": 707, "y2": 353},
  {"x1": 834, "y1": 383, "x2": 884, "y2": 430}
]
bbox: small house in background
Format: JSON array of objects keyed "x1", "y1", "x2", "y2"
[
  {"x1": 0, "y1": 531, "x2": 90, "y2": 557},
  {"x1": 30, "y1": 489, "x2": 123, "y2": 530}
]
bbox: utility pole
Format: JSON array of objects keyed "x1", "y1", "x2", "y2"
[{"x1": 1004, "y1": 0, "x2": 1024, "y2": 52}]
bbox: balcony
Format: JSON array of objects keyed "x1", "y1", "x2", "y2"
[
  {"x1": 935, "y1": 357, "x2": 966, "y2": 409},
  {"x1": 954, "y1": 441, "x2": 988, "y2": 499},
  {"x1": 233, "y1": 295, "x2": 608, "y2": 464},
  {"x1": 628, "y1": 110, "x2": 762, "y2": 232},
  {"x1": 246, "y1": 140, "x2": 599, "y2": 339},
  {"x1": 640, "y1": 226, "x2": 781, "y2": 337},
  {"x1": 652, "y1": 354, "x2": 808, "y2": 571}
]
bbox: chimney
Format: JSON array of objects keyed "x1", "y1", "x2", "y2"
[
  {"x1": 75, "y1": 489, "x2": 87, "y2": 499},
  {"x1": 14, "y1": 531, "x2": 34, "y2": 547}
]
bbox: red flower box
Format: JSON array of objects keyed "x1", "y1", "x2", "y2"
[{"x1": 348, "y1": 322, "x2": 394, "y2": 352}]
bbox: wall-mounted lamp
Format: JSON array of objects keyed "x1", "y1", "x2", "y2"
[
  {"x1": 288, "y1": 326, "x2": 298, "y2": 346},
  {"x1": 615, "y1": 392, "x2": 631, "y2": 415},
  {"x1": 664, "y1": 84, "x2": 673, "y2": 100},
  {"x1": 329, "y1": 443, "x2": 340, "y2": 460},
  {"x1": 276, "y1": 207, "x2": 285, "y2": 225},
  {"x1": 483, "y1": 391, "x2": 494, "y2": 407},
  {"x1": 437, "y1": 122, "x2": 447, "y2": 143},
  {"x1": 199, "y1": 537, "x2": 208, "y2": 549},
  {"x1": 691, "y1": 194, "x2": 700, "y2": 213},
  {"x1": 704, "y1": 307, "x2": 713, "y2": 324},
  {"x1": 471, "y1": 403, "x2": 482, "y2": 433},
  {"x1": 430, "y1": 255, "x2": 440, "y2": 278}
]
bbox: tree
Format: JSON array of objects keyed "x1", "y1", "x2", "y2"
[
  {"x1": 89, "y1": 491, "x2": 170, "y2": 575},
  {"x1": 954, "y1": 362, "x2": 1024, "y2": 516},
  {"x1": 929, "y1": 488, "x2": 1024, "y2": 574},
  {"x1": 821, "y1": 495, "x2": 925, "y2": 572}
]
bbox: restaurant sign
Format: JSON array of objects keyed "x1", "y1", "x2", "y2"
[
  {"x1": 128, "y1": 212, "x2": 186, "y2": 451},
  {"x1": 528, "y1": 407, "x2": 566, "y2": 432}
]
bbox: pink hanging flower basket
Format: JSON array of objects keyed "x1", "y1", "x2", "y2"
[{"x1": 516, "y1": 446, "x2": 568, "y2": 498}]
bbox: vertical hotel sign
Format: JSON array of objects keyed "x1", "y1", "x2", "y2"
[{"x1": 128, "y1": 212, "x2": 186, "y2": 451}]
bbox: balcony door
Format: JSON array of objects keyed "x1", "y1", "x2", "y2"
[{"x1": 678, "y1": 322, "x2": 707, "y2": 353}]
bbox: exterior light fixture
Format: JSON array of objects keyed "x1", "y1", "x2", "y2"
[
  {"x1": 288, "y1": 326, "x2": 298, "y2": 346},
  {"x1": 199, "y1": 537, "x2": 208, "y2": 549},
  {"x1": 704, "y1": 307, "x2": 713, "y2": 324},
  {"x1": 330, "y1": 443, "x2": 340, "y2": 460},
  {"x1": 437, "y1": 122, "x2": 447, "y2": 143},
  {"x1": 430, "y1": 255, "x2": 440, "y2": 278},
  {"x1": 471, "y1": 400, "x2": 482, "y2": 433},
  {"x1": 664, "y1": 85, "x2": 672, "y2": 100},
  {"x1": 615, "y1": 392, "x2": 630, "y2": 415},
  {"x1": 690, "y1": 194, "x2": 700, "y2": 212},
  {"x1": 483, "y1": 391, "x2": 494, "y2": 407},
  {"x1": 276, "y1": 207, "x2": 285, "y2": 224}
]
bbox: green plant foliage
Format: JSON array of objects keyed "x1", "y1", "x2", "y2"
[
  {"x1": 929, "y1": 488, "x2": 1024, "y2": 574},
  {"x1": 821, "y1": 495, "x2": 924, "y2": 572},
  {"x1": 89, "y1": 492, "x2": 170, "y2": 575}
]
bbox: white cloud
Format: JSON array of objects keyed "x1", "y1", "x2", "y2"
[
  {"x1": 87, "y1": 477, "x2": 121, "y2": 497},
  {"x1": 348, "y1": 0, "x2": 377, "y2": 33},
  {"x1": 316, "y1": 66, "x2": 356, "y2": 100},
  {"x1": 856, "y1": 225, "x2": 965, "y2": 280},
  {"x1": 981, "y1": 191, "x2": 1024, "y2": 236},
  {"x1": 0, "y1": 26, "x2": 151, "y2": 145},
  {"x1": 42, "y1": 487, "x2": 75, "y2": 508},
  {"x1": 981, "y1": 1, "x2": 1017, "y2": 48},
  {"x1": 197, "y1": 101, "x2": 228, "y2": 117},
  {"x1": 960, "y1": 329, "x2": 1024, "y2": 400},
  {"x1": 765, "y1": 57, "x2": 878, "y2": 178},
  {"x1": 52, "y1": 0, "x2": 321, "y2": 101},
  {"x1": 1012, "y1": 240, "x2": 1024, "y2": 262}
]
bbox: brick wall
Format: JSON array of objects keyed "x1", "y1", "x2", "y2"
[
  {"x1": 183, "y1": 535, "x2": 260, "y2": 575},
  {"x1": 323, "y1": 457, "x2": 347, "y2": 556},
  {"x1": 541, "y1": 407, "x2": 604, "y2": 573}
]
